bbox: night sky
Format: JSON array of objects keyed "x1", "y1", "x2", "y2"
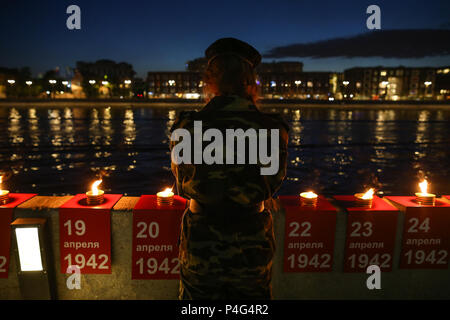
[{"x1": 1, "y1": 0, "x2": 449, "y2": 77}]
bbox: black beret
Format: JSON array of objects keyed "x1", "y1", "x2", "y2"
[{"x1": 205, "y1": 38, "x2": 262, "y2": 68}]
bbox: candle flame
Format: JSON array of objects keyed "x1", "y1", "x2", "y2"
[
  {"x1": 301, "y1": 191, "x2": 318, "y2": 199},
  {"x1": 91, "y1": 179, "x2": 102, "y2": 195},
  {"x1": 159, "y1": 188, "x2": 173, "y2": 197},
  {"x1": 361, "y1": 188, "x2": 374, "y2": 199},
  {"x1": 419, "y1": 180, "x2": 428, "y2": 194}
]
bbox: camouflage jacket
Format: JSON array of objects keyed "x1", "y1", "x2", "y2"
[{"x1": 169, "y1": 95, "x2": 289, "y2": 207}]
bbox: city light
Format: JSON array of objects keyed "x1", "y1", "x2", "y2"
[
  {"x1": 89, "y1": 80, "x2": 96, "y2": 84},
  {"x1": 124, "y1": 80, "x2": 132, "y2": 85},
  {"x1": 294, "y1": 80, "x2": 301, "y2": 85},
  {"x1": 342, "y1": 81, "x2": 349, "y2": 85},
  {"x1": 185, "y1": 93, "x2": 200, "y2": 99},
  {"x1": 102, "y1": 81, "x2": 109, "y2": 85},
  {"x1": 62, "y1": 81, "x2": 69, "y2": 86},
  {"x1": 48, "y1": 80, "x2": 57, "y2": 84},
  {"x1": 7, "y1": 79, "x2": 15, "y2": 84},
  {"x1": 25, "y1": 81, "x2": 33, "y2": 86},
  {"x1": 424, "y1": 81, "x2": 432, "y2": 86}
]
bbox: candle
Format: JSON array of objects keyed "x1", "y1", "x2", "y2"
[
  {"x1": 300, "y1": 191, "x2": 318, "y2": 207},
  {"x1": 86, "y1": 179, "x2": 104, "y2": 205},
  {"x1": 354, "y1": 188, "x2": 374, "y2": 208},
  {"x1": 157, "y1": 188, "x2": 174, "y2": 206},
  {"x1": 0, "y1": 175, "x2": 10, "y2": 205},
  {"x1": 415, "y1": 179, "x2": 435, "y2": 206}
]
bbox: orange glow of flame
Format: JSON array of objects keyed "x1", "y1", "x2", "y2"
[
  {"x1": 91, "y1": 180, "x2": 103, "y2": 195},
  {"x1": 301, "y1": 191, "x2": 318, "y2": 199},
  {"x1": 419, "y1": 180, "x2": 428, "y2": 194},
  {"x1": 361, "y1": 188, "x2": 374, "y2": 199},
  {"x1": 159, "y1": 188, "x2": 174, "y2": 197},
  {"x1": 0, "y1": 175, "x2": 3, "y2": 191}
]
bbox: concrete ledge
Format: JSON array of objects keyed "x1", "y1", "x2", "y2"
[{"x1": 1, "y1": 196, "x2": 449, "y2": 300}]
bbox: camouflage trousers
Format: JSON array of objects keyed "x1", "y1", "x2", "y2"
[{"x1": 178, "y1": 205, "x2": 275, "y2": 300}]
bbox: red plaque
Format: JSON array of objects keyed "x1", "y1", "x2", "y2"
[
  {"x1": 132, "y1": 195, "x2": 186, "y2": 279},
  {"x1": 385, "y1": 196, "x2": 450, "y2": 269},
  {"x1": 59, "y1": 194, "x2": 122, "y2": 274},
  {"x1": 0, "y1": 194, "x2": 36, "y2": 278},
  {"x1": 334, "y1": 195, "x2": 398, "y2": 272},
  {"x1": 280, "y1": 195, "x2": 337, "y2": 272}
]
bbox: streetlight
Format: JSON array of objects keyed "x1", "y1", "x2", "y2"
[
  {"x1": 61, "y1": 81, "x2": 69, "y2": 94},
  {"x1": 424, "y1": 81, "x2": 432, "y2": 99},
  {"x1": 7, "y1": 79, "x2": 16, "y2": 84},
  {"x1": 124, "y1": 80, "x2": 132, "y2": 85},
  {"x1": 25, "y1": 81, "x2": 33, "y2": 97},
  {"x1": 294, "y1": 80, "x2": 301, "y2": 98},
  {"x1": 102, "y1": 81, "x2": 109, "y2": 85},
  {"x1": 342, "y1": 81, "x2": 350, "y2": 99},
  {"x1": 48, "y1": 80, "x2": 57, "y2": 98},
  {"x1": 89, "y1": 80, "x2": 96, "y2": 85}
]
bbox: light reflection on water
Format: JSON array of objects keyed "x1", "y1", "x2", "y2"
[{"x1": 0, "y1": 105, "x2": 449, "y2": 196}]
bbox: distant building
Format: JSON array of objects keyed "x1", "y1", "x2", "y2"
[
  {"x1": 343, "y1": 66, "x2": 437, "y2": 100},
  {"x1": 258, "y1": 71, "x2": 337, "y2": 100},
  {"x1": 156, "y1": 59, "x2": 334, "y2": 100},
  {"x1": 76, "y1": 60, "x2": 135, "y2": 82},
  {"x1": 435, "y1": 67, "x2": 450, "y2": 100},
  {"x1": 146, "y1": 71, "x2": 203, "y2": 99},
  {"x1": 144, "y1": 63, "x2": 450, "y2": 101},
  {"x1": 75, "y1": 60, "x2": 136, "y2": 98}
]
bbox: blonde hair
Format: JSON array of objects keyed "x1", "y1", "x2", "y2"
[{"x1": 203, "y1": 54, "x2": 259, "y2": 105}]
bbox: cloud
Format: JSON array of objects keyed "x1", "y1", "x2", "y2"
[{"x1": 264, "y1": 29, "x2": 450, "y2": 59}]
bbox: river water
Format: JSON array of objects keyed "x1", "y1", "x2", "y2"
[{"x1": 0, "y1": 104, "x2": 449, "y2": 197}]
